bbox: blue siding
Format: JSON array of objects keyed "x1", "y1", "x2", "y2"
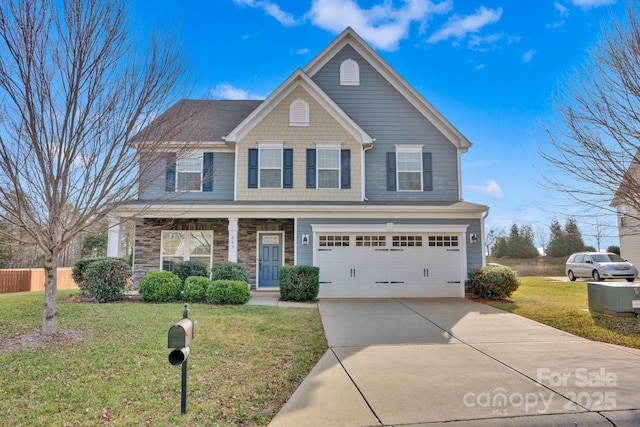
[
  {"x1": 311, "y1": 45, "x2": 460, "y2": 201},
  {"x1": 138, "y1": 152, "x2": 235, "y2": 201},
  {"x1": 296, "y1": 217, "x2": 483, "y2": 272}
]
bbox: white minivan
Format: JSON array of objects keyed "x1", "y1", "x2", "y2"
[{"x1": 565, "y1": 252, "x2": 637, "y2": 282}]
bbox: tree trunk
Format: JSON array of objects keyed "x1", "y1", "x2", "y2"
[{"x1": 42, "y1": 254, "x2": 58, "y2": 335}]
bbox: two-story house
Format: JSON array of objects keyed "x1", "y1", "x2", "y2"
[{"x1": 109, "y1": 27, "x2": 489, "y2": 298}]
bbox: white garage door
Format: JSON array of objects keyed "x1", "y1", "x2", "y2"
[{"x1": 315, "y1": 233, "x2": 464, "y2": 297}]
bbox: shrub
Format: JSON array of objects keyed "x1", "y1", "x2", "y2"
[
  {"x1": 210, "y1": 262, "x2": 250, "y2": 283},
  {"x1": 173, "y1": 261, "x2": 209, "y2": 286},
  {"x1": 139, "y1": 271, "x2": 181, "y2": 302},
  {"x1": 206, "y1": 280, "x2": 250, "y2": 305},
  {"x1": 183, "y1": 276, "x2": 211, "y2": 302},
  {"x1": 468, "y1": 264, "x2": 520, "y2": 300},
  {"x1": 279, "y1": 265, "x2": 319, "y2": 302},
  {"x1": 82, "y1": 258, "x2": 132, "y2": 303},
  {"x1": 72, "y1": 257, "x2": 126, "y2": 295},
  {"x1": 607, "y1": 245, "x2": 621, "y2": 255}
]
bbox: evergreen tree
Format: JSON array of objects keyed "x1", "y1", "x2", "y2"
[
  {"x1": 546, "y1": 220, "x2": 568, "y2": 257},
  {"x1": 565, "y1": 219, "x2": 586, "y2": 254},
  {"x1": 491, "y1": 223, "x2": 538, "y2": 258}
]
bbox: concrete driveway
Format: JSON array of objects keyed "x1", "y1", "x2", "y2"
[{"x1": 269, "y1": 298, "x2": 640, "y2": 426}]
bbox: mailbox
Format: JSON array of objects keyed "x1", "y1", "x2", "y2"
[
  {"x1": 168, "y1": 318, "x2": 194, "y2": 349},
  {"x1": 168, "y1": 317, "x2": 194, "y2": 366}
]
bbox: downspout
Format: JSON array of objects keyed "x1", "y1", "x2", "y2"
[
  {"x1": 362, "y1": 139, "x2": 375, "y2": 201},
  {"x1": 481, "y1": 208, "x2": 489, "y2": 266}
]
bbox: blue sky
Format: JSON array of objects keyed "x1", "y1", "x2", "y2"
[{"x1": 134, "y1": 0, "x2": 626, "y2": 249}]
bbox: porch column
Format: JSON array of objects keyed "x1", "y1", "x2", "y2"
[
  {"x1": 228, "y1": 217, "x2": 239, "y2": 263},
  {"x1": 106, "y1": 216, "x2": 122, "y2": 258}
]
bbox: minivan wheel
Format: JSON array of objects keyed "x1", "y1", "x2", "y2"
[
  {"x1": 568, "y1": 271, "x2": 576, "y2": 281},
  {"x1": 626, "y1": 278, "x2": 635, "y2": 282},
  {"x1": 593, "y1": 270, "x2": 603, "y2": 281}
]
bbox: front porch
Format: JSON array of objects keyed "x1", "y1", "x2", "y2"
[{"x1": 123, "y1": 218, "x2": 295, "y2": 287}]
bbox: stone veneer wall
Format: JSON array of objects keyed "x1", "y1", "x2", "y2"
[{"x1": 133, "y1": 217, "x2": 294, "y2": 286}]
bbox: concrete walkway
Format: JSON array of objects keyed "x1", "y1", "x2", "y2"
[{"x1": 268, "y1": 297, "x2": 640, "y2": 426}]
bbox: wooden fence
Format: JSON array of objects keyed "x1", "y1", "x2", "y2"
[{"x1": 0, "y1": 268, "x2": 78, "y2": 294}]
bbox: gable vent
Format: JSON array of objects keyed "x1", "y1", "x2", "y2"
[
  {"x1": 340, "y1": 59, "x2": 360, "y2": 86},
  {"x1": 289, "y1": 98, "x2": 309, "y2": 126}
]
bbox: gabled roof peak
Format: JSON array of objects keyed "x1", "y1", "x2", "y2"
[{"x1": 304, "y1": 27, "x2": 472, "y2": 152}]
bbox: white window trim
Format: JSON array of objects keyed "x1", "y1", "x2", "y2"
[
  {"x1": 160, "y1": 230, "x2": 213, "y2": 270},
  {"x1": 175, "y1": 152, "x2": 204, "y2": 192},
  {"x1": 258, "y1": 141, "x2": 284, "y2": 189},
  {"x1": 395, "y1": 144, "x2": 423, "y2": 192},
  {"x1": 315, "y1": 143, "x2": 342, "y2": 189}
]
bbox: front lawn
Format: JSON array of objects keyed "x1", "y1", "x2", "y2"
[
  {"x1": 0, "y1": 290, "x2": 326, "y2": 426},
  {"x1": 481, "y1": 277, "x2": 640, "y2": 348}
]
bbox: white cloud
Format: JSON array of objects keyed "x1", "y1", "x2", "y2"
[
  {"x1": 210, "y1": 84, "x2": 263, "y2": 100},
  {"x1": 571, "y1": 0, "x2": 616, "y2": 9},
  {"x1": 522, "y1": 48, "x2": 536, "y2": 63},
  {"x1": 292, "y1": 47, "x2": 310, "y2": 55},
  {"x1": 233, "y1": 0, "x2": 297, "y2": 26},
  {"x1": 308, "y1": 0, "x2": 453, "y2": 51},
  {"x1": 475, "y1": 63, "x2": 485, "y2": 70},
  {"x1": 466, "y1": 179, "x2": 504, "y2": 199},
  {"x1": 427, "y1": 6, "x2": 503, "y2": 44},
  {"x1": 555, "y1": 2, "x2": 569, "y2": 17},
  {"x1": 468, "y1": 32, "x2": 519, "y2": 52}
]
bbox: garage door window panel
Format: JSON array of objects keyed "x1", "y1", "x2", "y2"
[
  {"x1": 356, "y1": 235, "x2": 386, "y2": 247},
  {"x1": 428, "y1": 235, "x2": 459, "y2": 247},
  {"x1": 319, "y1": 235, "x2": 350, "y2": 247},
  {"x1": 393, "y1": 235, "x2": 423, "y2": 247}
]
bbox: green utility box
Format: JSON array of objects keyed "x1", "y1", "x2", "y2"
[{"x1": 587, "y1": 282, "x2": 640, "y2": 316}]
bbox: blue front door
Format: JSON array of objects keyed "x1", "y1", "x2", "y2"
[{"x1": 259, "y1": 233, "x2": 282, "y2": 288}]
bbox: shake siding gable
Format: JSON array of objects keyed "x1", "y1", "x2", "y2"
[
  {"x1": 310, "y1": 44, "x2": 459, "y2": 202},
  {"x1": 235, "y1": 86, "x2": 362, "y2": 202}
]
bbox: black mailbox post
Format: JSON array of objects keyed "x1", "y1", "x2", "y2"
[{"x1": 168, "y1": 304, "x2": 194, "y2": 414}]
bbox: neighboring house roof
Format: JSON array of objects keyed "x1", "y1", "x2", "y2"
[
  {"x1": 304, "y1": 27, "x2": 472, "y2": 152},
  {"x1": 130, "y1": 99, "x2": 263, "y2": 145},
  {"x1": 224, "y1": 69, "x2": 374, "y2": 146}
]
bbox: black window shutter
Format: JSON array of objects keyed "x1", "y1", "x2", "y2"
[
  {"x1": 283, "y1": 148, "x2": 293, "y2": 188},
  {"x1": 423, "y1": 152, "x2": 432, "y2": 191},
  {"x1": 341, "y1": 149, "x2": 351, "y2": 189},
  {"x1": 386, "y1": 152, "x2": 396, "y2": 191},
  {"x1": 248, "y1": 149, "x2": 258, "y2": 188},
  {"x1": 202, "y1": 152, "x2": 213, "y2": 192},
  {"x1": 306, "y1": 148, "x2": 316, "y2": 188},
  {"x1": 165, "y1": 153, "x2": 176, "y2": 192}
]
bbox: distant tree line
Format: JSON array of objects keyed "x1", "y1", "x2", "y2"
[{"x1": 488, "y1": 219, "x2": 620, "y2": 259}]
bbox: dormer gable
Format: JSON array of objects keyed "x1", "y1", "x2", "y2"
[{"x1": 225, "y1": 69, "x2": 373, "y2": 147}]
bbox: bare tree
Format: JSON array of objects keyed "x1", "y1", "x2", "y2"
[
  {"x1": 539, "y1": 4, "x2": 640, "y2": 224},
  {"x1": 534, "y1": 225, "x2": 548, "y2": 256},
  {"x1": 0, "y1": 0, "x2": 194, "y2": 334}
]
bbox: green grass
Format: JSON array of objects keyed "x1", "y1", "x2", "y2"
[
  {"x1": 482, "y1": 277, "x2": 640, "y2": 348},
  {"x1": 0, "y1": 291, "x2": 326, "y2": 426}
]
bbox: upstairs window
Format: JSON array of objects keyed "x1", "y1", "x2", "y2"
[
  {"x1": 397, "y1": 151, "x2": 422, "y2": 191},
  {"x1": 317, "y1": 148, "x2": 340, "y2": 188},
  {"x1": 176, "y1": 153, "x2": 203, "y2": 191},
  {"x1": 248, "y1": 144, "x2": 293, "y2": 189},
  {"x1": 340, "y1": 59, "x2": 360, "y2": 86},
  {"x1": 386, "y1": 145, "x2": 432, "y2": 192},
  {"x1": 165, "y1": 152, "x2": 213, "y2": 192},
  {"x1": 290, "y1": 99, "x2": 309, "y2": 126},
  {"x1": 260, "y1": 148, "x2": 283, "y2": 188}
]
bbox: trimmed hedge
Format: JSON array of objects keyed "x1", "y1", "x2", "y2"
[
  {"x1": 210, "y1": 262, "x2": 250, "y2": 283},
  {"x1": 206, "y1": 280, "x2": 250, "y2": 305},
  {"x1": 72, "y1": 257, "x2": 115, "y2": 295},
  {"x1": 82, "y1": 258, "x2": 132, "y2": 303},
  {"x1": 173, "y1": 261, "x2": 209, "y2": 286},
  {"x1": 468, "y1": 264, "x2": 520, "y2": 300},
  {"x1": 183, "y1": 276, "x2": 211, "y2": 302},
  {"x1": 279, "y1": 265, "x2": 319, "y2": 302},
  {"x1": 139, "y1": 271, "x2": 181, "y2": 302}
]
